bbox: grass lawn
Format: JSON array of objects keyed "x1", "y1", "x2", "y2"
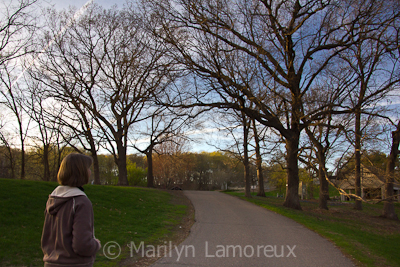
[
  {"x1": 0, "y1": 178, "x2": 190, "y2": 266},
  {"x1": 225, "y1": 190, "x2": 400, "y2": 267}
]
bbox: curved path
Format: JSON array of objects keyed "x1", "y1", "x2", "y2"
[{"x1": 151, "y1": 191, "x2": 354, "y2": 267}]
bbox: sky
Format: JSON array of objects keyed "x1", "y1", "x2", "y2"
[{"x1": 48, "y1": 0, "x2": 127, "y2": 10}]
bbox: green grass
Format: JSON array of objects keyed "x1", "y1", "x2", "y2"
[
  {"x1": 0, "y1": 178, "x2": 188, "y2": 266},
  {"x1": 225, "y1": 191, "x2": 400, "y2": 267}
]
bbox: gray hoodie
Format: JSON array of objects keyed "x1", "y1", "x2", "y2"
[{"x1": 41, "y1": 186, "x2": 100, "y2": 267}]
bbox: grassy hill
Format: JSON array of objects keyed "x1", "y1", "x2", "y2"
[{"x1": 0, "y1": 178, "x2": 190, "y2": 266}]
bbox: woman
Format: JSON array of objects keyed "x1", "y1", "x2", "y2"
[{"x1": 41, "y1": 153, "x2": 101, "y2": 267}]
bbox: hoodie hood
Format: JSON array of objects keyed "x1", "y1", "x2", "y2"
[
  {"x1": 50, "y1": 185, "x2": 86, "y2": 198},
  {"x1": 46, "y1": 186, "x2": 87, "y2": 215}
]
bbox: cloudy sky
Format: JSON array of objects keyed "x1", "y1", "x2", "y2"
[{"x1": 49, "y1": 0, "x2": 127, "y2": 10}]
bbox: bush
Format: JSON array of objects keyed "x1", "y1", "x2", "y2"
[{"x1": 127, "y1": 159, "x2": 147, "y2": 186}]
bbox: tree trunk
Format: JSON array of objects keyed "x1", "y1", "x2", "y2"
[
  {"x1": 382, "y1": 123, "x2": 399, "y2": 220},
  {"x1": 318, "y1": 152, "x2": 329, "y2": 210},
  {"x1": 283, "y1": 135, "x2": 302, "y2": 210},
  {"x1": 253, "y1": 119, "x2": 265, "y2": 197},
  {"x1": 19, "y1": 131, "x2": 25, "y2": 180},
  {"x1": 116, "y1": 141, "x2": 128, "y2": 186},
  {"x1": 305, "y1": 127, "x2": 329, "y2": 209},
  {"x1": 4, "y1": 143, "x2": 15, "y2": 179},
  {"x1": 354, "y1": 110, "x2": 362, "y2": 210},
  {"x1": 117, "y1": 156, "x2": 128, "y2": 186},
  {"x1": 146, "y1": 149, "x2": 155, "y2": 188},
  {"x1": 243, "y1": 112, "x2": 251, "y2": 198},
  {"x1": 92, "y1": 151, "x2": 101, "y2": 185},
  {"x1": 83, "y1": 130, "x2": 100, "y2": 184},
  {"x1": 43, "y1": 144, "x2": 50, "y2": 181},
  {"x1": 309, "y1": 179, "x2": 314, "y2": 199}
]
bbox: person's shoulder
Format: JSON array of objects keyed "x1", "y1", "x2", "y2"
[{"x1": 74, "y1": 195, "x2": 92, "y2": 206}]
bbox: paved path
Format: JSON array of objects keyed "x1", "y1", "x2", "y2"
[{"x1": 151, "y1": 191, "x2": 354, "y2": 267}]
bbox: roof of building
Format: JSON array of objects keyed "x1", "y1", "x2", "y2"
[{"x1": 337, "y1": 164, "x2": 400, "y2": 190}]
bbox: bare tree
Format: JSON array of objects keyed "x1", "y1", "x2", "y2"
[
  {"x1": 45, "y1": 98, "x2": 102, "y2": 184},
  {"x1": 25, "y1": 81, "x2": 66, "y2": 181},
  {"x1": 0, "y1": 115, "x2": 16, "y2": 178},
  {"x1": 30, "y1": 22, "x2": 102, "y2": 183},
  {"x1": 382, "y1": 13, "x2": 400, "y2": 220},
  {"x1": 29, "y1": 6, "x2": 115, "y2": 185},
  {"x1": 34, "y1": 5, "x2": 174, "y2": 185},
  {"x1": 336, "y1": 10, "x2": 400, "y2": 209},
  {"x1": 207, "y1": 108, "x2": 254, "y2": 197},
  {"x1": 302, "y1": 112, "x2": 348, "y2": 209},
  {"x1": 241, "y1": 110, "x2": 252, "y2": 197},
  {"x1": 252, "y1": 118, "x2": 266, "y2": 197},
  {"x1": 0, "y1": 0, "x2": 37, "y2": 179},
  {"x1": 0, "y1": 0, "x2": 37, "y2": 65},
  {"x1": 145, "y1": 0, "x2": 392, "y2": 209},
  {"x1": 382, "y1": 120, "x2": 400, "y2": 220},
  {"x1": 0, "y1": 68, "x2": 32, "y2": 179},
  {"x1": 132, "y1": 108, "x2": 194, "y2": 187}
]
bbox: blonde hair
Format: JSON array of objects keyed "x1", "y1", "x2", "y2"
[{"x1": 57, "y1": 153, "x2": 93, "y2": 187}]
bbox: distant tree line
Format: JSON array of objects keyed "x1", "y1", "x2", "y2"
[
  {"x1": 0, "y1": 145, "x2": 248, "y2": 189},
  {"x1": 1, "y1": 0, "x2": 399, "y2": 219}
]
